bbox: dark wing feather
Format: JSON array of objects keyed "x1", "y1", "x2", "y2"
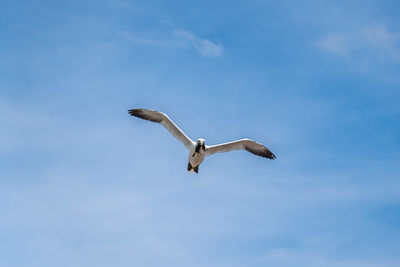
[
  {"x1": 244, "y1": 141, "x2": 276, "y2": 159},
  {"x1": 128, "y1": 109, "x2": 162, "y2": 123}
]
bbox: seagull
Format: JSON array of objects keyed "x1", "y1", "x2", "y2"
[{"x1": 128, "y1": 108, "x2": 276, "y2": 173}]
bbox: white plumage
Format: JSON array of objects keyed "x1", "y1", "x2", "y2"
[{"x1": 129, "y1": 108, "x2": 275, "y2": 173}]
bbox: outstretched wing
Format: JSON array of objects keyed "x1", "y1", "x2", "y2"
[
  {"x1": 128, "y1": 109, "x2": 194, "y2": 150},
  {"x1": 205, "y1": 139, "x2": 276, "y2": 160}
]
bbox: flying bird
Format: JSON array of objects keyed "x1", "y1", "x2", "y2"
[{"x1": 128, "y1": 108, "x2": 276, "y2": 173}]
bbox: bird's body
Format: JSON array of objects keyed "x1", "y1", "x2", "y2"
[
  {"x1": 128, "y1": 108, "x2": 276, "y2": 173},
  {"x1": 188, "y1": 146, "x2": 205, "y2": 172}
]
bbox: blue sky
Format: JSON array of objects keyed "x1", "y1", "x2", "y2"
[{"x1": 1, "y1": 0, "x2": 400, "y2": 266}]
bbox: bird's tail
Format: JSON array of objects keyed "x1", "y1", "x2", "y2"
[{"x1": 187, "y1": 162, "x2": 199, "y2": 173}]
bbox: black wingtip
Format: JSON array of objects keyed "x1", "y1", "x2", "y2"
[
  {"x1": 128, "y1": 109, "x2": 141, "y2": 117},
  {"x1": 265, "y1": 151, "x2": 276, "y2": 160},
  {"x1": 245, "y1": 144, "x2": 277, "y2": 160},
  {"x1": 128, "y1": 108, "x2": 163, "y2": 123}
]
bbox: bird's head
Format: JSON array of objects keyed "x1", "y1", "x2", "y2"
[{"x1": 195, "y1": 138, "x2": 206, "y2": 152}]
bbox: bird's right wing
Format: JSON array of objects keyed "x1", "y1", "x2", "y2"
[
  {"x1": 205, "y1": 139, "x2": 276, "y2": 160},
  {"x1": 128, "y1": 109, "x2": 194, "y2": 150}
]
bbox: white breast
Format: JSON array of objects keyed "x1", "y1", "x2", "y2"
[{"x1": 188, "y1": 148, "x2": 205, "y2": 167}]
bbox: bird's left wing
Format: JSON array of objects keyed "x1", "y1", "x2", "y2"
[
  {"x1": 205, "y1": 139, "x2": 276, "y2": 160},
  {"x1": 128, "y1": 108, "x2": 194, "y2": 150}
]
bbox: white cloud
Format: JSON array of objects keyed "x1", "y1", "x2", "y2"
[
  {"x1": 119, "y1": 30, "x2": 223, "y2": 57},
  {"x1": 361, "y1": 25, "x2": 400, "y2": 61},
  {"x1": 174, "y1": 30, "x2": 223, "y2": 57},
  {"x1": 316, "y1": 25, "x2": 400, "y2": 63},
  {"x1": 316, "y1": 33, "x2": 354, "y2": 56},
  {"x1": 118, "y1": 31, "x2": 177, "y2": 47}
]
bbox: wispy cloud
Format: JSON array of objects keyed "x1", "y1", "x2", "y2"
[
  {"x1": 174, "y1": 30, "x2": 223, "y2": 57},
  {"x1": 316, "y1": 32, "x2": 354, "y2": 56},
  {"x1": 316, "y1": 25, "x2": 400, "y2": 63},
  {"x1": 118, "y1": 30, "x2": 223, "y2": 58},
  {"x1": 118, "y1": 31, "x2": 179, "y2": 47},
  {"x1": 362, "y1": 25, "x2": 400, "y2": 61}
]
